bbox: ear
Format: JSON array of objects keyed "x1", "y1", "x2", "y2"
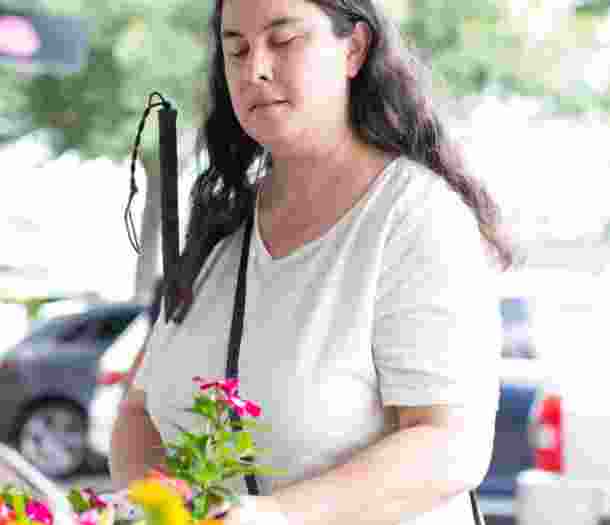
[{"x1": 347, "y1": 21, "x2": 371, "y2": 79}]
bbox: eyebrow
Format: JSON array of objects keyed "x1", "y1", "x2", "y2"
[{"x1": 221, "y1": 16, "x2": 304, "y2": 39}]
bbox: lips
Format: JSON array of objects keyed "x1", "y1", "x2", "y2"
[{"x1": 250, "y1": 100, "x2": 287, "y2": 112}]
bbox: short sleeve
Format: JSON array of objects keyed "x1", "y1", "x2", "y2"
[
  {"x1": 373, "y1": 178, "x2": 502, "y2": 412},
  {"x1": 131, "y1": 301, "x2": 168, "y2": 392},
  {"x1": 130, "y1": 340, "x2": 151, "y2": 391}
]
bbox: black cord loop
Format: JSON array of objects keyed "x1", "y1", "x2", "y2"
[{"x1": 124, "y1": 92, "x2": 172, "y2": 254}]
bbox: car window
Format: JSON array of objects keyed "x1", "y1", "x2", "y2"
[
  {"x1": 55, "y1": 320, "x2": 93, "y2": 344},
  {"x1": 7, "y1": 306, "x2": 145, "y2": 359},
  {"x1": 500, "y1": 297, "x2": 536, "y2": 359},
  {"x1": 98, "y1": 312, "x2": 151, "y2": 373},
  {"x1": 500, "y1": 297, "x2": 530, "y2": 325},
  {"x1": 94, "y1": 315, "x2": 135, "y2": 340}
]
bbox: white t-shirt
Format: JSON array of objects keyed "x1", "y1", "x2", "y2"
[{"x1": 133, "y1": 156, "x2": 502, "y2": 524}]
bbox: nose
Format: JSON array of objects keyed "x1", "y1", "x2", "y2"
[{"x1": 242, "y1": 45, "x2": 273, "y2": 84}]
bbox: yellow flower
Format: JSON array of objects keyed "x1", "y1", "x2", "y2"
[
  {"x1": 98, "y1": 506, "x2": 116, "y2": 525},
  {"x1": 127, "y1": 479, "x2": 192, "y2": 525}
]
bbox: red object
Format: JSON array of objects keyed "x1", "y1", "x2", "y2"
[
  {"x1": 0, "y1": 499, "x2": 17, "y2": 525},
  {"x1": 531, "y1": 393, "x2": 563, "y2": 473},
  {"x1": 0, "y1": 359, "x2": 16, "y2": 370},
  {"x1": 26, "y1": 500, "x2": 53, "y2": 525},
  {"x1": 96, "y1": 371, "x2": 127, "y2": 386}
]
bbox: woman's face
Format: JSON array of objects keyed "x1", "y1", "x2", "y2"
[{"x1": 220, "y1": 0, "x2": 365, "y2": 155}]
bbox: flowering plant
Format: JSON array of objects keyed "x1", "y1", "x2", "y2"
[
  {"x1": 0, "y1": 377, "x2": 285, "y2": 525},
  {"x1": 0, "y1": 485, "x2": 115, "y2": 525},
  {"x1": 159, "y1": 377, "x2": 286, "y2": 519},
  {"x1": 1, "y1": 486, "x2": 55, "y2": 525}
]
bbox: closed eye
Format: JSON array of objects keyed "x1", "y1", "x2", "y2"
[
  {"x1": 271, "y1": 35, "x2": 299, "y2": 48},
  {"x1": 225, "y1": 44, "x2": 249, "y2": 59}
]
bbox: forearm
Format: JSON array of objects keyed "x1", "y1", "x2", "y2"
[
  {"x1": 109, "y1": 400, "x2": 165, "y2": 490},
  {"x1": 272, "y1": 422, "x2": 493, "y2": 525}
]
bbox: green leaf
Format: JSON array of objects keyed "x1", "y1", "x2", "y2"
[
  {"x1": 191, "y1": 493, "x2": 209, "y2": 520},
  {"x1": 216, "y1": 429, "x2": 233, "y2": 443},
  {"x1": 10, "y1": 491, "x2": 27, "y2": 523},
  {"x1": 193, "y1": 396, "x2": 218, "y2": 420},
  {"x1": 234, "y1": 431, "x2": 254, "y2": 455},
  {"x1": 216, "y1": 443, "x2": 239, "y2": 462},
  {"x1": 252, "y1": 464, "x2": 291, "y2": 477},
  {"x1": 163, "y1": 453, "x2": 182, "y2": 475},
  {"x1": 68, "y1": 488, "x2": 91, "y2": 513},
  {"x1": 251, "y1": 446, "x2": 273, "y2": 457},
  {"x1": 229, "y1": 419, "x2": 273, "y2": 433},
  {"x1": 207, "y1": 484, "x2": 237, "y2": 503},
  {"x1": 194, "y1": 460, "x2": 223, "y2": 485}
]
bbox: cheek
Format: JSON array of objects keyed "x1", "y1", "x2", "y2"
[
  {"x1": 295, "y1": 49, "x2": 348, "y2": 102},
  {"x1": 224, "y1": 68, "x2": 248, "y2": 115}
]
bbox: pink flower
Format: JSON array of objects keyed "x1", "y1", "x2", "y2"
[
  {"x1": 82, "y1": 489, "x2": 107, "y2": 509},
  {"x1": 26, "y1": 501, "x2": 53, "y2": 525},
  {"x1": 228, "y1": 396, "x2": 262, "y2": 418},
  {"x1": 193, "y1": 377, "x2": 261, "y2": 418},
  {"x1": 194, "y1": 377, "x2": 239, "y2": 397},
  {"x1": 77, "y1": 509, "x2": 99, "y2": 525}
]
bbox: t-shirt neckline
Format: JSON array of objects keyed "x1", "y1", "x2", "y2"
[{"x1": 253, "y1": 156, "x2": 402, "y2": 265}]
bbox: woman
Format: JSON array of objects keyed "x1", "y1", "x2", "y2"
[{"x1": 111, "y1": 0, "x2": 515, "y2": 524}]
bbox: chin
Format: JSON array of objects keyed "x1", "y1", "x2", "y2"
[{"x1": 247, "y1": 127, "x2": 300, "y2": 153}]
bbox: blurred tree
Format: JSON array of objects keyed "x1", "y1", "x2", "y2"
[
  {"x1": 402, "y1": 0, "x2": 610, "y2": 117},
  {"x1": 574, "y1": 0, "x2": 610, "y2": 16},
  {"x1": 402, "y1": 0, "x2": 569, "y2": 111},
  {"x1": 402, "y1": 0, "x2": 524, "y2": 97},
  {"x1": 0, "y1": 0, "x2": 213, "y2": 299}
]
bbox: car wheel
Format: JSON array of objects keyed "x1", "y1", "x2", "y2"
[{"x1": 17, "y1": 401, "x2": 87, "y2": 478}]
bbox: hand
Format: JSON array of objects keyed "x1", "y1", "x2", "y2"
[
  {"x1": 206, "y1": 496, "x2": 290, "y2": 525},
  {"x1": 204, "y1": 499, "x2": 232, "y2": 520}
]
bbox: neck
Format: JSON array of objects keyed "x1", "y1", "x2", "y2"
[{"x1": 260, "y1": 131, "x2": 378, "y2": 213}]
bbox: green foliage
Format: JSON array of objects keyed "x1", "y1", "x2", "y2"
[
  {"x1": 402, "y1": 0, "x2": 519, "y2": 96},
  {"x1": 403, "y1": 0, "x2": 610, "y2": 116},
  {"x1": 0, "y1": 296, "x2": 65, "y2": 320},
  {"x1": 1, "y1": 486, "x2": 30, "y2": 524},
  {"x1": 575, "y1": 0, "x2": 610, "y2": 16},
  {"x1": 67, "y1": 489, "x2": 92, "y2": 514},
  {"x1": 0, "y1": 0, "x2": 213, "y2": 162},
  {"x1": 162, "y1": 385, "x2": 288, "y2": 516},
  {"x1": 3, "y1": 0, "x2": 608, "y2": 159}
]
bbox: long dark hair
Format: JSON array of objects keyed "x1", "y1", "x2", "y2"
[{"x1": 174, "y1": 0, "x2": 516, "y2": 321}]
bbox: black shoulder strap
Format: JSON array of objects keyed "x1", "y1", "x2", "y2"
[
  {"x1": 470, "y1": 490, "x2": 485, "y2": 525},
  {"x1": 225, "y1": 212, "x2": 259, "y2": 495}
]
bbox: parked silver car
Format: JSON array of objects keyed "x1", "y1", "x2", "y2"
[{"x1": 0, "y1": 302, "x2": 146, "y2": 478}]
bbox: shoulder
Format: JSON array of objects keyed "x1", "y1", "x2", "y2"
[{"x1": 374, "y1": 156, "x2": 481, "y2": 249}]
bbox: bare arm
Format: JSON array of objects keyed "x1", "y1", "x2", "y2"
[
  {"x1": 109, "y1": 387, "x2": 165, "y2": 490},
  {"x1": 242, "y1": 404, "x2": 496, "y2": 525}
]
